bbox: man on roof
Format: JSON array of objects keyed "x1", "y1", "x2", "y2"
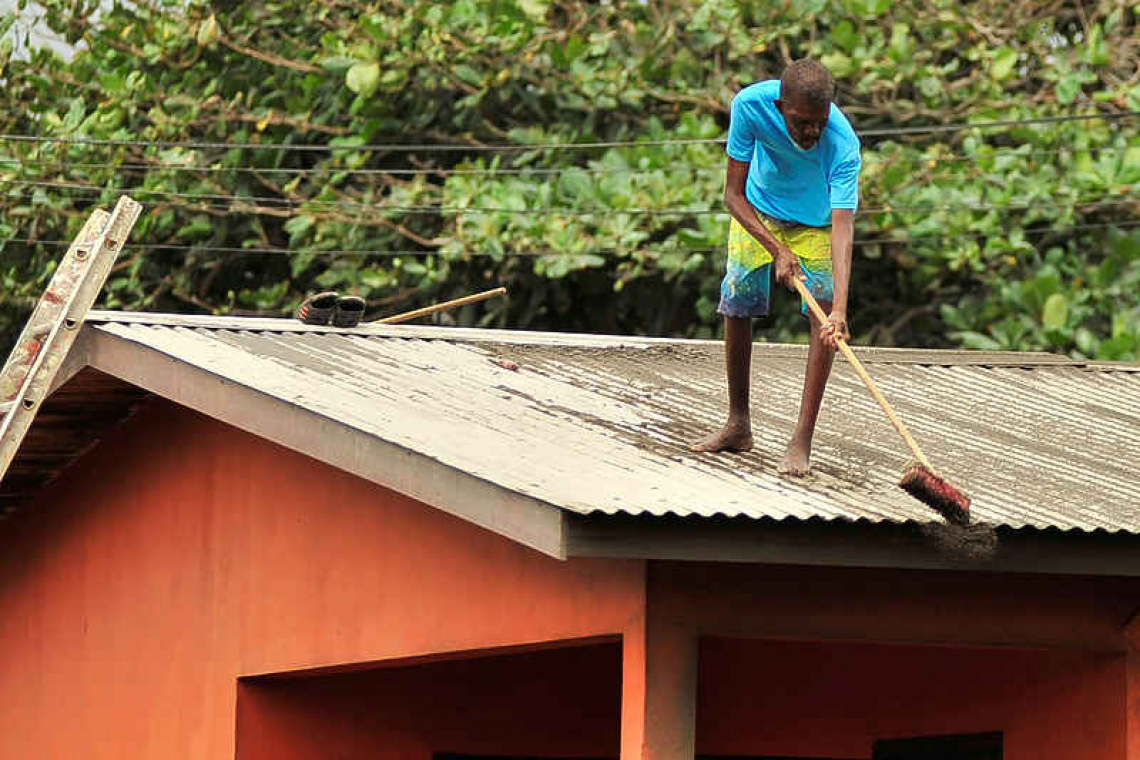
[{"x1": 692, "y1": 58, "x2": 861, "y2": 476}]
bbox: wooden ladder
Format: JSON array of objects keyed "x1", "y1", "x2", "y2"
[{"x1": 0, "y1": 195, "x2": 142, "y2": 482}]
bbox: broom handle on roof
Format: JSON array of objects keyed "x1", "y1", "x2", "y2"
[
  {"x1": 376, "y1": 287, "x2": 507, "y2": 325},
  {"x1": 791, "y1": 277, "x2": 935, "y2": 471}
]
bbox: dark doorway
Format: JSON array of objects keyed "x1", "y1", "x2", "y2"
[
  {"x1": 436, "y1": 756, "x2": 611, "y2": 760},
  {"x1": 436, "y1": 755, "x2": 853, "y2": 759},
  {"x1": 873, "y1": 732, "x2": 1002, "y2": 760}
]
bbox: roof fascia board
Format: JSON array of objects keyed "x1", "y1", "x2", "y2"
[
  {"x1": 567, "y1": 513, "x2": 1140, "y2": 577},
  {"x1": 82, "y1": 326, "x2": 569, "y2": 559},
  {"x1": 82, "y1": 311, "x2": 1080, "y2": 367}
]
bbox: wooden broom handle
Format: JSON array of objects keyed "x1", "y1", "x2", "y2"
[
  {"x1": 790, "y1": 277, "x2": 934, "y2": 470},
  {"x1": 377, "y1": 287, "x2": 507, "y2": 325}
]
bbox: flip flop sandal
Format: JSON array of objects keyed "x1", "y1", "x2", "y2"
[
  {"x1": 295, "y1": 292, "x2": 339, "y2": 325},
  {"x1": 332, "y1": 295, "x2": 366, "y2": 327}
]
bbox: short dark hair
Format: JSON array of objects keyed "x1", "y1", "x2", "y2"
[{"x1": 780, "y1": 58, "x2": 835, "y2": 106}]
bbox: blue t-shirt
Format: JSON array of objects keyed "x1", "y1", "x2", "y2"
[{"x1": 726, "y1": 80, "x2": 861, "y2": 227}]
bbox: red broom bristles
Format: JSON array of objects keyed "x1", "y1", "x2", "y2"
[{"x1": 899, "y1": 463, "x2": 972, "y2": 526}]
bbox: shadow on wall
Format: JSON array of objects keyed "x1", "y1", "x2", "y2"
[{"x1": 235, "y1": 642, "x2": 623, "y2": 760}]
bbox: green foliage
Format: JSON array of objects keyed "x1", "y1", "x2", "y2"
[
  {"x1": 0, "y1": 0, "x2": 1137, "y2": 360},
  {"x1": 942, "y1": 230, "x2": 1140, "y2": 358}
]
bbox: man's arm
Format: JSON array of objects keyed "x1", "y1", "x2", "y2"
[
  {"x1": 724, "y1": 157, "x2": 799, "y2": 288},
  {"x1": 824, "y1": 207, "x2": 854, "y2": 348}
]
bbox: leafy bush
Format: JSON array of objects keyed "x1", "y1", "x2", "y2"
[{"x1": 1, "y1": 0, "x2": 1137, "y2": 359}]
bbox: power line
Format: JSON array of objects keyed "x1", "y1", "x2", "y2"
[
  {"x1": 0, "y1": 143, "x2": 1134, "y2": 176},
  {"x1": 3, "y1": 220, "x2": 1137, "y2": 257},
  {"x1": 859, "y1": 111, "x2": 1140, "y2": 136},
  {"x1": 0, "y1": 111, "x2": 1136, "y2": 153},
  {"x1": 868, "y1": 143, "x2": 1136, "y2": 167},
  {"x1": 0, "y1": 133, "x2": 696, "y2": 152},
  {"x1": 856, "y1": 219, "x2": 1140, "y2": 245},
  {"x1": 1, "y1": 178, "x2": 1134, "y2": 215},
  {"x1": 2, "y1": 159, "x2": 719, "y2": 177},
  {"x1": 869, "y1": 197, "x2": 1137, "y2": 214}
]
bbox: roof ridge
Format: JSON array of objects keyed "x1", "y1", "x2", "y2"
[{"x1": 82, "y1": 310, "x2": 1102, "y2": 368}]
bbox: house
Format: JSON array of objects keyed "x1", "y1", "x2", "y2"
[{"x1": 2, "y1": 307, "x2": 1139, "y2": 760}]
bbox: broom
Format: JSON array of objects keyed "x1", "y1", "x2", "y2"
[
  {"x1": 374, "y1": 287, "x2": 507, "y2": 324},
  {"x1": 791, "y1": 278, "x2": 972, "y2": 525}
]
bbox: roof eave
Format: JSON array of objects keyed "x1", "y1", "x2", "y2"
[{"x1": 566, "y1": 512, "x2": 1140, "y2": 576}]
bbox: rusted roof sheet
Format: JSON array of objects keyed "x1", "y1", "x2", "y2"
[{"x1": 73, "y1": 311, "x2": 1140, "y2": 534}]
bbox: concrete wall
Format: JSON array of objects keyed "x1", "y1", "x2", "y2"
[
  {"x1": 1130, "y1": 650, "x2": 1140, "y2": 760},
  {"x1": 237, "y1": 643, "x2": 622, "y2": 760},
  {"x1": 0, "y1": 400, "x2": 645, "y2": 759},
  {"x1": 3, "y1": 396, "x2": 1139, "y2": 760},
  {"x1": 651, "y1": 560, "x2": 1140, "y2": 760},
  {"x1": 233, "y1": 636, "x2": 1134, "y2": 760},
  {"x1": 698, "y1": 638, "x2": 1128, "y2": 760}
]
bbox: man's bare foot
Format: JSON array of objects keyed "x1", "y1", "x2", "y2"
[
  {"x1": 691, "y1": 419, "x2": 753, "y2": 453},
  {"x1": 778, "y1": 440, "x2": 812, "y2": 476}
]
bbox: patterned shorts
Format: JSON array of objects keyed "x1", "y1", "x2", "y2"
[{"x1": 717, "y1": 216, "x2": 834, "y2": 319}]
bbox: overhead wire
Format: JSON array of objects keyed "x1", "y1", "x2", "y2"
[
  {"x1": 859, "y1": 111, "x2": 1140, "y2": 136},
  {"x1": 1, "y1": 120, "x2": 1133, "y2": 265},
  {"x1": 1, "y1": 178, "x2": 1135, "y2": 216},
  {"x1": 0, "y1": 142, "x2": 1135, "y2": 177},
  {"x1": 3, "y1": 221, "x2": 1138, "y2": 257},
  {"x1": 0, "y1": 111, "x2": 1136, "y2": 152}
]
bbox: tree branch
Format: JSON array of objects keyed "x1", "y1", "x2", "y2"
[{"x1": 218, "y1": 34, "x2": 324, "y2": 75}]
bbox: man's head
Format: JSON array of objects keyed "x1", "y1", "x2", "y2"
[{"x1": 775, "y1": 58, "x2": 835, "y2": 150}]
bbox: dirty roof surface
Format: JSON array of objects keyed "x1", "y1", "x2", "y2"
[{"x1": 86, "y1": 312, "x2": 1140, "y2": 533}]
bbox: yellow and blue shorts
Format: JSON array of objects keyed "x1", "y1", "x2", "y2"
[{"x1": 717, "y1": 216, "x2": 834, "y2": 319}]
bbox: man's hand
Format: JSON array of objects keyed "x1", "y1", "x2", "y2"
[
  {"x1": 773, "y1": 247, "x2": 802, "y2": 290},
  {"x1": 822, "y1": 310, "x2": 850, "y2": 350}
]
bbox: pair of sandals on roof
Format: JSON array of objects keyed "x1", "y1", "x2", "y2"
[{"x1": 295, "y1": 292, "x2": 366, "y2": 327}]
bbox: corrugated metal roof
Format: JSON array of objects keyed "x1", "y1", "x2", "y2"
[{"x1": 78, "y1": 312, "x2": 1140, "y2": 534}]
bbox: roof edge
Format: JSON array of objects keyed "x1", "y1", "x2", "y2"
[
  {"x1": 80, "y1": 325, "x2": 569, "y2": 560},
  {"x1": 566, "y1": 513, "x2": 1140, "y2": 576},
  {"x1": 84, "y1": 310, "x2": 1091, "y2": 368}
]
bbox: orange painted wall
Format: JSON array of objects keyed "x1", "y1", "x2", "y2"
[
  {"x1": 698, "y1": 638, "x2": 1128, "y2": 760},
  {"x1": 4, "y1": 395, "x2": 1139, "y2": 760},
  {"x1": 651, "y1": 561, "x2": 1140, "y2": 654},
  {"x1": 1130, "y1": 651, "x2": 1140, "y2": 759},
  {"x1": 237, "y1": 642, "x2": 622, "y2": 760},
  {"x1": 0, "y1": 400, "x2": 645, "y2": 759}
]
